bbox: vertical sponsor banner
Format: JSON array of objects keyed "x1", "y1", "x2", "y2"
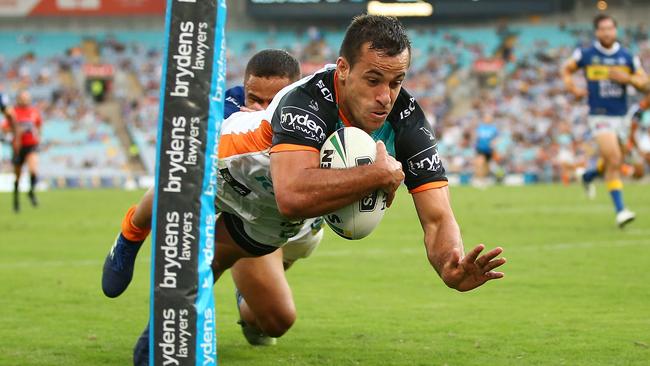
[{"x1": 150, "y1": 0, "x2": 226, "y2": 365}]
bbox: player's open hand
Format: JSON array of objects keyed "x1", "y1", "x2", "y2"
[
  {"x1": 375, "y1": 140, "x2": 404, "y2": 208},
  {"x1": 441, "y1": 244, "x2": 505, "y2": 292}
]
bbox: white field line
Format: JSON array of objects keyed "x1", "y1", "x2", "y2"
[{"x1": 0, "y1": 239, "x2": 647, "y2": 269}]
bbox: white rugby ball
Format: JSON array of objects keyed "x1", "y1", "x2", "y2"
[{"x1": 319, "y1": 127, "x2": 387, "y2": 240}]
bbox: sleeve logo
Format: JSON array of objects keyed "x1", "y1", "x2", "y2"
[
  {"x1": 280, "y1": 106, "x2": 327, "y2": 143},
  {"x1": 406, "y1": 146, "x2": 442, "y2": 176}
]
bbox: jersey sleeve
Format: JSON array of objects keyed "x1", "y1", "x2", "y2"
[
  {"x1": 392, "y1": 95, "x2": 448, "y2": 193},
  {"x1": 632, "y1": 55, "x2": 642, "y2": 74},
  {"x1": 572, "y1": 48, "x2": 585, "y2": 68},
  {"x1": 224, "y1": 86, "x2": 244, "y2": 119},
  {"x1": 270, "y1": 87, "x2": 334, "y2": 154}
]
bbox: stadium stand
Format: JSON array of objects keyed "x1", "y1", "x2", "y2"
[{"x1": 1, "y1": 22, "x2": 649, "y2": 187}]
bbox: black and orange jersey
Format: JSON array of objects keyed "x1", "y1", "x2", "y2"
[{"x1": 269, "y1": 65, "x2": 447, "y2": 193}]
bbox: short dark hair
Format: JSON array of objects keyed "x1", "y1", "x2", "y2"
[
  {"x1": 339, "y1": 14, "x2": 411, "y2": 67},
  {"x1": 594, "y1": 14, "x2": 617, "y2": 30},
  {"x1": 245, "y1": 49, "x2": 301, "y2": 82}
]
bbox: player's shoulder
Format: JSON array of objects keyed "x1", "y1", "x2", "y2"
[
  {"x1": 277, "y1": 65, "x2": 337, "y2": 110},
  {"x1": 226, "y1": 86, "x2": 244, "y2": 104},
  {"x1": 387, "y1": 87, "x2": 427, "y2": 130},
  {"x1": 270, "y1": 66, "x2": 339, "y2": 146}
]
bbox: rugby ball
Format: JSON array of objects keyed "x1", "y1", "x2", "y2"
[{"x1": 319, "y1": 127, "x2": 387, "y2": 240}]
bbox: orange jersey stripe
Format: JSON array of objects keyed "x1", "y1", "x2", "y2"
[
  {"x1": 333, "y1": 71, "x2": 353, "y2": 127},
  {"x1": 270, "y1": 143, "x2": 319, "y2": 154},
  {"x1": 219, "y1": 119, "x2": 273, "y2": 158},
  {"x1": 409, "y1": 181, "x2": 449, "y2": 194}
]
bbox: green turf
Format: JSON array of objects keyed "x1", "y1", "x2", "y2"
[{"x1": 1, "y1": 184, "x2": 649, "y2": 365}]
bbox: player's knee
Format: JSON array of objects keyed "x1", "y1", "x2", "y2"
[
  {"x1": 605, "y1": 154, "x2": 622, "y2": 169},
  {"x1": 258, "y1": 305, "x2": 296, "y2": 337}
]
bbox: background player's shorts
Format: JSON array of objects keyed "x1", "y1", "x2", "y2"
[
  {"x1": 475, "y1": 148, "x2": 493, "y2": 161},
  {"x1": 12, "y1": 145, "x2": 37, "y2": 166},
  {"x1": 282, "y1": 218, "x2": 324, "y2": 264},
  {"x1": 557, "y1": 148, "x2": 575, "y2": 165},
  {"x1": 588, "y1": 115, "x2": 628, "y2": 140}
]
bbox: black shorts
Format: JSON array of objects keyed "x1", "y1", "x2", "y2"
[
  {"x1": 12, "y1": 145, "x2": 38, "y2": 166},
  {"x1": 221, "y1": 212, "x2": 278, "y2": 256},
  {"x1": 476, "y1": 149, "x2": 493, "y2": 161}
]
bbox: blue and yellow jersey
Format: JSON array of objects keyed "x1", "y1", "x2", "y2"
[{"x1": 572, "y1": 41, "x2": 641, "y2": 116}]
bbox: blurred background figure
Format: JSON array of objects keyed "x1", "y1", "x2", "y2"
[
  {"x1": 11, "y1": 90, "x2": 42, "y2": 212},
  {"x1": 473, "y1": 113, "x2": 498, "y2": 188}
]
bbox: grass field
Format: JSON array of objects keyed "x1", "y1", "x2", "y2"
[{"x1": 1, "y1": 184, "x2": 649, "y2": 366}]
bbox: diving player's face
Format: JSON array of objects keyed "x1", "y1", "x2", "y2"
[
  {"x1": 596, "y1": 19, "x2": 617, "y2": 48},
  {"x1": 245, "y1": 75, "x2": 292, "y2": 110},
  {"x1": 337, "y1": 43, "x2": 410, "y2": 133}
]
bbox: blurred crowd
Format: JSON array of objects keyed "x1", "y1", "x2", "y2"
[{"x1": 2, "y1": 23, "x2": 650, "y2": 181}]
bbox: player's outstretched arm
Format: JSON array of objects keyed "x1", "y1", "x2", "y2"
[
  {"x1": 412, "y1": 186, "x2": 506, "y2": 292},
  {"x1": 271, "y1": 141, "x2": 404, "y2": 220}
]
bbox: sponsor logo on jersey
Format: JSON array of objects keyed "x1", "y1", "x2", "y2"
[
  {"x1": 220, "y1": 168, "x2": 251, "y2": 196},
  {"x1": 316, "y1": 80, "x2": 334, "y2": 103},
  {"x1": 400, "y1": 97, "x2": 416, "y2": 120},
  {"x1": 309, "y1": 99, "x2": 319, "y2": 111},
  {"x1": 280, "y1": 106, "x2": 327, "y2": 143},
  {"x1": 407, "y1": 146, "x2": 442, "y2": 176},
  {"x1": 419, "y1": 127, "x2": 434, "y2": 141}
]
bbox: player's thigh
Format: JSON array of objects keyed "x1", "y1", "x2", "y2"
[
  {"x1": 211, "y1": 215, "x2": 258, "y2": 281},
  {"x1": 594, "y1": 131, "x2": 622, "y2": 164},
  {"x1": 231, "y1": 249, "x2": 295, "y2": 319},
  {"x1": 25, "y1": 151, "x2": 38, "y2": 172}
]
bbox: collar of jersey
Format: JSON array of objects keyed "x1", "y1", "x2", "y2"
[
  {"x1": 594, "y1": 40, "x2": 620, "y2": 56},
  {"x1": 333, "y1": 70, "x2": 353, "y2": 128}
]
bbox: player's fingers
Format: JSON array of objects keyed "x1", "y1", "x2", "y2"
[
  {"x1": 385, "y1": 189, "x2": 396, "y2": 208},
  {"x1": 376, "y1": 140, "x2": 387, "y2": 157},
  {"x1": 482, "y1": 257, "x2": 506, "y2": 272},
  {"x1": 463, "y1": 244, "x2": 485, "y2": 264},
  {"x1": 476, "y1": 247, "x2": 503, "y2": 266},
  {"x1": 484, "y1": 271, "x2": 504, "y2": 280}
]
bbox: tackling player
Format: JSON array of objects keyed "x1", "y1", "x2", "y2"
[
  {"x1": 10, "y1": 90, "x2": 42, "y2": 212},
  {"x1": 561, "y1": 14, "x2": 648, "y2": 228},
  {"x1": 131, "y1": 15, "x2": 506, "y2": 364},
  {"x1": 102, "y1": 50, "x2": 319, "y2": 357}
]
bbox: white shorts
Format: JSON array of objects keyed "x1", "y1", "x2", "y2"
[
  {"x1": 282, "y1": 224, "x2": 324, "y2": 264},
  {"x1": 588, "y1": 115, "x2": 629, "y2": 140},
  {"x1": 557, "y1": 148, "x2": 575, "y2": 165}
]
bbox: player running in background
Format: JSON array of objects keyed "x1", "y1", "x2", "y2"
[
  {"x1": 102, "y1": 50, "x2": 321, "y2": 354},
  {"x1": 561, "y1": 14, "x2": 648, "y2": 228},
  {"x1": 473, "y1": 113, "x2": 498, "y2": 188},
  {"x1": 10, "y1": 90, "x2": 42, "y2": 212}
]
